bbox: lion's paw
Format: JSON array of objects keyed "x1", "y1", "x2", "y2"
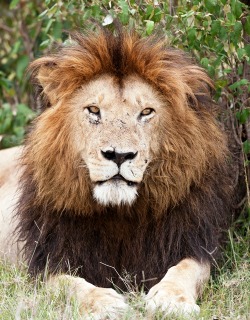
[
  {"x1": 80, "y1": 287, "x2": 129, "y2": 320},
  {"x1": 145, "y1": 281, "x2": 200, "y2": 318},
  {"x1": 49, "y1": 275, "x2": 129, "y2": 319}
]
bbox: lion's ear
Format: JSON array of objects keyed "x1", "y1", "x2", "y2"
[{"x1": 28, "y1": 58, "x2": 58, "y2": 111}]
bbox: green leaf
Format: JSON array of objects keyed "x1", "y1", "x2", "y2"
[
  {"x1": 234, "y1": 21, "x2": 242, "y2": 37},
  {"x1": 45, "y1": 19, "x2": 54, "y2": 34},
  {"x1": 236, "y1": 109, "x2": 250, "y2": 124},
  {"x1": 237, "y1": 65, "x2": 243, "y2": 76},
  {"x1": 181, "y1": 10, "x2": 195, "y2": 18},
  {"x1": 145, "y1": 5, "x2": 154, "y2": 19},
  {"x1": 204, "y1": 0, "x2": 217, "y2": 13},
  {"x1": 208, "y1": 65, "x2": 215, "y2": 77},
  {"x1": 17, "y1": 103, "x2": 36, "y2": 119},
  {"x1": 47, "y1": 4, "x2": 58, "y2": 18},
  {"x1": 187, "y1": 28, "x2": 196, "y2": 44},
  {"x1": 227, "y1": 12, "x2": 236, "y2": 24},
  {"x1": 215, "y1": 79, "x2": 228, "y2": 88},
  {"x1": 243, "y1": 140, "x2": 250, "y2": 154},
  {"x1": 245, "y1": 16, "x2": 250, "y2": 35},
  {"x1": 0, "y1": 78, "x2": 12, "y2": 89},
  {"x1": 12, "y1": 40, "x2": 21, "y2": 55},
  {"x1": 38, "y1": 9, "x2": 48, "y2": 19},
  {"x1": 0, "y1": 134, "x2": 22, "y2": 149},
  {"x1": 245, "y1": 44, "x2": 250, "y2": 58},
  {"x1": 153, "y1": 8, "x2": 162, "y2": 23},
  {"x1": 200, "y1": 57, "x2": 209, "y2": 69},
  {"x1": 215, "y1": 42, "x2": 225, "y2": 54},
  {"x1": 9, "y1": 0, "x2": 20, "y2": 9},
  {"x1": 229, "y1": 79, "x2": 249, "y2": 90},
  {"x1": 16, "y1": 55, "x2": 29, "y2": 80},
  {"x1": 0, "y1": 113, "x2": 12, "y2": 134},
  {"x1": 231, "y1": 21, "x2": 243, "y2": 46},
  {"x1": 206, "y1": 34, "x2": 215, "y2": 47},
  {"x1": 219, "y1": 26, "x2": 227, "y2": 40},
  {"x1": 91, "y1": 5, "x2": 101, "y2": 17},
  {"x1": 211, "y1": 20, "x2": 221, "y2": 36},
  {"x1": 13, "y1": 126, "x2": 25, "y2": 137},
  {"x1": 52, "y1": 21, "x2": 62, "y2": 39},
  {"x1": 145, "y1": 20, "x2": 154, "y2": 35},
  {"x1": 39, "y1": 39, "x2": 51, "y2": 50},
  {"x1": 118, "y1": 0, "x2": 129, "y2": 24},
  {"x1": 234, "y1": 1, "x2": 242, "y2": 19},
  {"x1": 237, "y1": 48, "x2": 246, "y2": 60}
]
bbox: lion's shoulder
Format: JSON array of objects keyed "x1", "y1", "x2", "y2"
[
  {"x1": 0, "y1": 146, "x2": 23, "y2": 263},
  {"x1": 0, "y1": 146, "x2": 22, "y2": 189}
]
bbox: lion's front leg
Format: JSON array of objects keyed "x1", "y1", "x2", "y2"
[
  {"x1": 48, "y1": 275, "x2": 129, "y2": 319},
  {"x1": 145, "y1": 258, "x2": 210, "y2": 317}
]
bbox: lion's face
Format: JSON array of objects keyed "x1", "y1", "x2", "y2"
[{"x1": 71, "y1": 75, "x2": 163, "y2": 206}]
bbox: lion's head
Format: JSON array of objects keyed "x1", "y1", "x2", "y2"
[{"x1": 26, "y1": 29, "x2": 226, "y2": 215}]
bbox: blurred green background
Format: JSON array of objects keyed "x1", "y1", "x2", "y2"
[{"x1": 0, "y1": 3, "x2": 249, "y2": 318}]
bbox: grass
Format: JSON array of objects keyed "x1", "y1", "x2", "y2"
[{"x1": 0, "y1": 227, "x2": 249, "y2": 320}]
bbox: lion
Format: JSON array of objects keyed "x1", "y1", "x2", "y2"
[{"x1": 0, "y1": 29, "x2": 234, "y2": 318}]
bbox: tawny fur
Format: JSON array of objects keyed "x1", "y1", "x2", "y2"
[
  {"x1": 26, "y1": 30, "x2": 228, "y2": 214},
  {"x1": 16, "y1": 29, "x2": 234, "y2": 290}
]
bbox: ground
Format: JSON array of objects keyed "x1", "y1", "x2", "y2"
[{"x1": 0, "y1": 228, "x2": 249, "y2": 320}]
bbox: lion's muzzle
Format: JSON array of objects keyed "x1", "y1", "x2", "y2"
[{"x1": 92, "y1": 148, "x2": 142, "y2": 206}]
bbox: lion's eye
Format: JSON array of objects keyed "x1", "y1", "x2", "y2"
[
  {"x1": 87, "y1": 106, "x2": 100, "y2": 115},
  {"x1": 140, "y1": 108, "x2": 155, "y2": 116}
]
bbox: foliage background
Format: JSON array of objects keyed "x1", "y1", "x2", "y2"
[{"x1": 0, "y1": 1, "x2": 249, "y2": 319}]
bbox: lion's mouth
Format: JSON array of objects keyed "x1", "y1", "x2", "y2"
[{"x1": 97, "y1": 174, "x2": 138, "y2": 187}]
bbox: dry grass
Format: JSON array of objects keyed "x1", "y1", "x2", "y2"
[{"x1": 0, "y1": 228, "x2": 249, "y2": 320}]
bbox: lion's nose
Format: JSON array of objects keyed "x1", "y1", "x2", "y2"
[{"x1": 101, "y1": 150, "x2": 138, "y2": 166}]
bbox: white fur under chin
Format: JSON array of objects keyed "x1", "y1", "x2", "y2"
[{"x1": 93, "y1": 182, "x2": 138, "y2": 206}]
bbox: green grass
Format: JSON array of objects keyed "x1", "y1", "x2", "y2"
[{"x1": 0, "y1": 228, "x2": 249, "y2": 320}]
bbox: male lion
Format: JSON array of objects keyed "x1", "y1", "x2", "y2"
[{"x1": 0, "y1": 29, "x2": 234, "y2": 318}]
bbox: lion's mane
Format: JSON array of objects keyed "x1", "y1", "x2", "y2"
[{"x1": 17, "y1": 29, "x2": 233, "y2": 290}]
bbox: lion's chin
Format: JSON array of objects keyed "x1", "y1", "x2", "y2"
[{"x1": 93, "y1": 181, "x2": 138, "y2": 206}]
